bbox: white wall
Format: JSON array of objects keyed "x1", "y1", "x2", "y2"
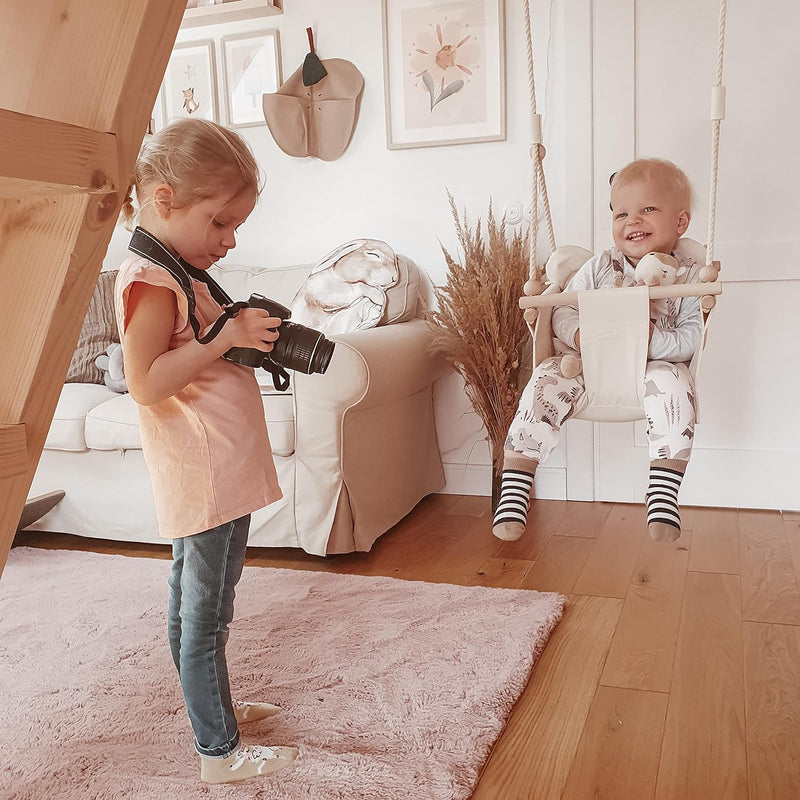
[
  {"x1": 106, "y1": 0, "x2": 800, "y2": 510},
  {"x1": 554, "y1": 0, "x2": 800, "y2": 511}
]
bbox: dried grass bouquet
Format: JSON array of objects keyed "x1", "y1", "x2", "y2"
[{"x1": 427, "y1": 193, "x2": 532, "y2": 481}]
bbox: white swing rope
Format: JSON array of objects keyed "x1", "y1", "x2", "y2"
[
  {"x1": 705, "y1": 0, "x2": 727, "y2": 272},
  {"x1": 523, "y1": 0, "x2": 556, "y2": 282}
]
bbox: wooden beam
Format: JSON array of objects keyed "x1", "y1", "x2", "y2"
[
  {"x1": 0, "y1": 424, "x2": 26, "y2": 480},
  {"x1": 0, "y1": 111, "x2": 118, "y2": 194},
  {"x1": 0, "y1": 0, "x2": 187, "y2": 576}
]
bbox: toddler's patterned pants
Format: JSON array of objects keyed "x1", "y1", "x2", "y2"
[{"x1": 505, "y1": 356, "x2": 696, "y2": 463}]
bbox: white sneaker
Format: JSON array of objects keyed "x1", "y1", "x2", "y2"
[
  {"x1": 200, "y1": 744, "x2": 298, "y2": 784},
  {"x1": 233, "y1": 699, "x2": 282, "y2": 724}
]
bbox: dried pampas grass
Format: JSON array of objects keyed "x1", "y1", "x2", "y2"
[{"x1": 428, "y1": 193, "x2": 532, "y2": 476}]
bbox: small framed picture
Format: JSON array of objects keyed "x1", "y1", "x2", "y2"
[
  {"x1": 382, "y1": 0, "x2": 506, "y2": 149},
  {"x1": 221, "y1": 30, "x2": 282, "y2": 127},
  {"x1": 162, "y1": 40, "x2": 219, "y2": 124}
]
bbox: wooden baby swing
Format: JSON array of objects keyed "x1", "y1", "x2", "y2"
[{"x1": 517, "y1": 0, "x2": 727, "y2": 423}]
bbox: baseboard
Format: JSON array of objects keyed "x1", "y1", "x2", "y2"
[{"x1": 439, "y1": 463, "x2": 567, "y2": 499}]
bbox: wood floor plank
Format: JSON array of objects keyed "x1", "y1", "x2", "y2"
[
  {"x1": 688, "y1": 507, "x2": 740, "y2": 574},
  {"x1": 15, "y1": 530, "x2": 171, "y2": 560},
  {"x1": 655, "y1": 572, "x2": 748, "y2": 800},
  {"x1": 678, "y1": 505, "x2": 695, "y2": 532},
  {"x1": 743, "y1": 621, "x2": 800, "y2": 799},
  {"x1": 739, "y1": 509, "x2": 800, "y2": 625},
  {"x1": 448, "y1": 493, "x2": 490, "y2": 517},
  {"x1": 391, "y1": 512, "x2": 485, "y2": 583},
  {"x1": 470, "y1": 556, "x2": 533, "y2": 589},
  {"x1": 518, "y1": 535, "x2": 595, "y2": 595},
  {"x1": 553, "y1": 501, "x2": 612, "y2": 539},
  {"x1": 490, "y1": 499, "x2": 566, "y2": 563},
  {"x1": 417, "y1": 512, "x2": 510, "y2": 585},
  {"x1": 785, "y1": 514, "x2": 800, "y2": 585},
  {"x1": 572, "y1": 504, "x2": 648, "y2": 598},
  {"x1": 600, "y1": 532, "x2": 691, "y2": 692},
  {"x1": 472, "y1": 595, "x2": 622, "y2": 800},
  {"x1": 561, "y1": 686, "x2": 668, "y2": 800}
]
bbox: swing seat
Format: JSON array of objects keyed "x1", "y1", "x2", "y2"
[{"x1": 525, "y1": 238, "x2": 718, "y2": 423}]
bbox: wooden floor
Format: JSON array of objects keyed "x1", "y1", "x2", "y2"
[{"x1": 15, "y1": 495, "x2": 800, "y2": 799}]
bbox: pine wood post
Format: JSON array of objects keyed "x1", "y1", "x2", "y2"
[{"x1": 0, "y1": 1, "x2": 187, "y2": 577}]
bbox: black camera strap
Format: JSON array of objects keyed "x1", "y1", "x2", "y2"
[
  {"x1": 128, "y1": 226, "x2": 243, "y2": 342},
  {"x1": 127, "y1": 227, "x2": 290, "y2": 389}
]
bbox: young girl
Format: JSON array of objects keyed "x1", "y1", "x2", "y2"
[
  {"x1": 493, "y1": 158, "x2": 702, "y2": 544},
  {"x1": 116, "y1": 118, "x2": 298, "y2": 784}
]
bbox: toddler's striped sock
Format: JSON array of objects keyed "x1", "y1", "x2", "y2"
[
  {"x1": 492, "y1": 455, "x2": 537, "y2": 542},
  {"x1": 646, "y1": 460, "x2": 686, "y2": 543}
]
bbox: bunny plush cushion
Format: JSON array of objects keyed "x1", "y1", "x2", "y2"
[{"x1": 290, "y1": 239, "x2": 418, "y2": 335}]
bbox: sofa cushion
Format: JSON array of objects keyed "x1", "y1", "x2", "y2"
[
  {"x1": 85, "y1": 393, "x2": 141, "y2": 451},
  {"x1": 208, "y1": 263, "x2": 312, "y2": 308},
  {"x1": 261, "y1": 389, "x2": 295, "y2": 456},
  {"x1": 66, "y1": 270, "x2": 119, "y2": 384},
  {"x1": 78, "y1": 385, "x2": 295, "y2": 456},
  {"x1": 45, "y1": 384, "x2": 119, "y2": 451}
]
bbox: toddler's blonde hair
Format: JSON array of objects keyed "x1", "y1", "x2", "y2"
[
  {"x1": 610, "y1": 158, "x2": 694, "y2": 213},
  {"x1": 121, "y1": 118, "x2": 262, "y2": 229}
]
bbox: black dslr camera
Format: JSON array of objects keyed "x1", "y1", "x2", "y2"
[{"x1": 223, "y1": 294, "x2": 335, "y2": 386}]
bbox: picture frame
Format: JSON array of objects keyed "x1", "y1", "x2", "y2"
[
  {"x1": 162, "y1": 40, "x2": 219, "y2": 124},
  {"x1": 221, "y1": 30, "x2": 282, "y2": 128},
  {"x1": 382, "y1": 0, "x2": 506, "y2": 149},
  {"x1": 146, "y1": 92, "x2": 166, "y2": 136},
  {"x1": 181, "y1": 0, "x2": 283, "y2": 30}
]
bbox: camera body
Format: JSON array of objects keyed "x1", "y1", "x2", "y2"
[{"x1": 223, "y1": 294, "x2": 335, "y2": 376}]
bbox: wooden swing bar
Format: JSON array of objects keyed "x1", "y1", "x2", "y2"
[{"x1": 520, "y1": 279, "x2": 722, "y2": 310}]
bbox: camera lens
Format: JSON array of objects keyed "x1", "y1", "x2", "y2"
[{"x1": 271, "y1": 321, "x2": 335, "y2": 374}]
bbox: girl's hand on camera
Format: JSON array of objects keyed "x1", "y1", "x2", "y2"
[{"x1": 227, "y1": 307, "x2": 281, "y2": 352}]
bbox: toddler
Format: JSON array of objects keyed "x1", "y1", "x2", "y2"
[{"x1": 493, "y1": 158, "x2": 702, "y2": 544}]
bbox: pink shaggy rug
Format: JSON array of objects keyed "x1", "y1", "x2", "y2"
[{"x1": 0, "y1": 547, "x2": 564, "y2": 800}]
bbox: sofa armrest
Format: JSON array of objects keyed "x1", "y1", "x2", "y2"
[{"x1": 291, "y1": 319, "x2": 446, "y2": 555}]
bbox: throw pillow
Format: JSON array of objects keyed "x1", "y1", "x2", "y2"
[
  {"x1": 66, "y1": 270, "x2": 119, "y2": 384},
  {"x1": 289, "y1": 239, "x2": 399, "y2": 335},
  {"x1": 381, "y1": 254, "x2": 421, "y2": 325}
]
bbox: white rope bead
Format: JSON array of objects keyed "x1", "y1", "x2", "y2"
[
  {"x1": 710, "y1": 85, "x2": 726, "y2": 120},
  {"x1": 530, "y1": 113, "x2": 542, "y2": 143}
]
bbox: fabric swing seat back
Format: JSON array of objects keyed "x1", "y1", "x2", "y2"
[{"x1": 577, "y1": 286, "x2": 650, "y2": 422}]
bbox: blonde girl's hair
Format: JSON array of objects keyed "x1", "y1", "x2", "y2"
[
  {"x1": 610, "y1": 158, "x2": 694, "y2": 213},
  {"x1": 120, "y1": 118, "x2": 262, "y2": 229}
]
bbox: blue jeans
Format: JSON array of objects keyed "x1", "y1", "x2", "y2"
[{"x1": 167, "y1": 515, "x2": 250, "y2": 757}]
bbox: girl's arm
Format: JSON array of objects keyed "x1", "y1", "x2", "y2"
[{"x1": 123, "y1": 281, "x2": 280, "y2": 406}]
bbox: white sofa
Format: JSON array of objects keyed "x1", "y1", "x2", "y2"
[{"x1": 26, "y1": 258, "x2": 446, "y2": 556}]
